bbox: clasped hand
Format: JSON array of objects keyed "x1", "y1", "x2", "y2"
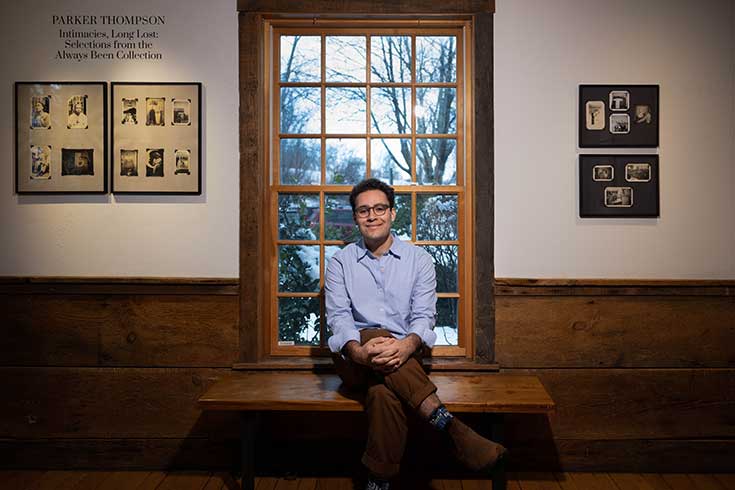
[{"x1": 358, "y1": 336, "x2": 417, "y2": 374}]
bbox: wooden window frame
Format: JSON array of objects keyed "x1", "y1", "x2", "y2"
[{"x1": 238, "y1": 2, "x2": 495, "y2": 365}]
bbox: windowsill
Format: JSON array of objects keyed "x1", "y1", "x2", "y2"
[{"x1": 232, "y1": 357, "x2": 499, "y2": 372}]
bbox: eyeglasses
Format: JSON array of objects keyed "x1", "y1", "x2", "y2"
[{"x1": 354, "y1": 203, "x2": 391, "y2": 218}]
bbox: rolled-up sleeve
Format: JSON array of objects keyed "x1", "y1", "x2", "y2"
[
  {"x1": 407, "y1": 249, "x2": 437, "y2": 348},
  {"x1": 325, "y1": 253, "x2": 361, "y2": 354}
]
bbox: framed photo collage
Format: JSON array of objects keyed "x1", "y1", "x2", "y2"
[
  {"x1": 15, "y1": 81, "x2": 202, "y2": 195},
  {"x1": 578, "y1": 84, "x2": 660, "y2": 218}
]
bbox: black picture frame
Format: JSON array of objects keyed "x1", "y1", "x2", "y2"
[
  {"x1": 579, "y1": 154, "x2": 659, "y2": 218},
  {"x1": 111, "y1": 82, "x2": 202, "y2": 195},
  {"x1": 579, "y1": 84, "x2": 659, "y2": 148},
  {"x1": 15, "y1": 81, "x2": 108, "y2": 194}
]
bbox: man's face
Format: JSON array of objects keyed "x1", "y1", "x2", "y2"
[
  {"x1": 353, "y1": 189, "x2": 396, "y2": 244},
  {"x1": 74, "y1": 102, "x2": 83, "y2": 115}
]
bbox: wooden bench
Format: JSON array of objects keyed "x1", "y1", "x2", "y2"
[{"x1": 198, "y1": 371, "x2": 555, "y2": 490}]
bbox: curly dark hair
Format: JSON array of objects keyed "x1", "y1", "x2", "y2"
[{"x1": 349, "y1": 178, "x2": 395, "y2": 212}]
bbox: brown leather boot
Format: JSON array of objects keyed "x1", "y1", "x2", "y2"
[{"x1": 446, "y1": 418, "x2": 507, "y2": 472}]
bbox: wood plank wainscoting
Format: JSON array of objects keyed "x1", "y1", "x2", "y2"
[
  {"x1": 494, "y1": 279, "x2": 735, "y2": 472},
  {"x1": 1, "y1": 277, "x2": 733, "y2": 472},
  {"x1": 0, "y1": 278, "x2": 242, "y2": 470}
]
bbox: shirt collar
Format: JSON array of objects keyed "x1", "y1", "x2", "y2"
[{"x1": 355, "y1": 233, "x2": 405, "y2": 261}]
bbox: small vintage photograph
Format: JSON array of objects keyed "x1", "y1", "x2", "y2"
[
  {"x1": 604, "y1": 186, "x2": 633, "y2": 207},
  {"x1": 609, "y1": 113, "x2": 630, "y2": 134},
  {"x1": 174, "y1": 148, "x2": 191, "y2": 174},
  {"x1": 146, "y1": 148, "x2": 164, "y2": 177},
  {"x1": 593, "y1": 164, "x2": 614, "y2": 181},
  {"x1": 634, "y1": 104, "x2": 652, "y2": 124},
  {"x1": 61, "y1": 149, "x2": 94, "y2": 176},
  {"x1": 146, "y1": 97, "x2": 165, "y2": 126},
  {"x1": 172, "y1": 99, "x2": 191, "y2": 126},
  {"x1": 122, "y1": 98, "x2": 138, "y2": 125},
  {"x1": 66, "y1": 95, "x2": 89, "y2": 129},
  {"x1": 30, "y1": 95, "x2": 51, "y2": 129},
  {"x1": 120, "y1": 149, "x2": 138, "y2": 176},
  {"x1": 30, "y1": 145, "x2": 51, "y2": 180},
  {"x1": 585, "y1": 100, "x2": 605, "y2": 130},
  {"x1": 609, "y1": 90, "x2": 630, "y2": 111},
  {"x1": 625, "y1": 163, "x2": 651, "y2": 182}
]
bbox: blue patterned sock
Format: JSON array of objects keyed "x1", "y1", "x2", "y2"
[
  {"x1": 428, "y1": 404, "x2": 454, "y2": 431},
  {"x1": 366, "y1": 476, "x2": 390, "y2": 490}
]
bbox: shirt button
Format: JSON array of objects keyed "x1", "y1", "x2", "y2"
[{"x1": 380, "y1": 267, "x2": 385, "y2": 272}]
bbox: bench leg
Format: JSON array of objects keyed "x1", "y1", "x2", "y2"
[
  {"x1": 478, "y1": 414, "x2": 506, "y2": 490},
  {"x1": 241, "y1": 412, "x2": 259, "y2": 490},
  {"x1": 490, "y1": 414, "x2": 506, "y2": 490}
]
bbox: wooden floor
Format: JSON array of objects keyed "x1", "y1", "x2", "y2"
[{"x1": 1, "y1": 471, "x2": 734, "y2": 490}]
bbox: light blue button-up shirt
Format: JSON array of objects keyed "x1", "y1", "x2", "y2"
[{"x1": 325, "y1": 234, "x2": 437, "y2": 354}]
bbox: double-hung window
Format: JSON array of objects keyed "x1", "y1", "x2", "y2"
[{"x1": 265, "y1": 20, "x2": 473, "y2": 358}]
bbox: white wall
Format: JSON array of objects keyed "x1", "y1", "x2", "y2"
[
  {"x1": 0, "y1": 0, "x2": 239, "y2": 277},
  {"x1": 494, "y1": 0, "x2": 735, "y2": 279}
]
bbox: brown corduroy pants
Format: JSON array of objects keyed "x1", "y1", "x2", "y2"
[{"x1": 333, "y1": 328, "x2": 438, "y2": 479}]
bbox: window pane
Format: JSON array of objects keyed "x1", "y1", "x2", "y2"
[
  {"x1": 278, "y1": 194, "x2": 320, "y2": 240},
  {"x1": 326, "y1": 87, "x2": 366, "y2": 134},
  {"x1": 371, "y1": 139, "x2": 411, "y2": 185},
  {"x1": 416, "y1": 36, "x2": 456, "y2": 83},
  {"x1": 326, "y1": 36, "x2": 366, "y2": 82},
  {"x1": 280, "y1": 35, "x2": 321, "y2": 82},
  {"x1": 371, "y1": 36, "x2": 411, "y2": 83},
  {"x1": 325, "y1": 194, "x2": 359, "y2": 242},
  {"x1": 326, "y1": 138, "x2": 366, "y2": 185},
  {"x1": 393, "y1": 194, "x2": 412, "y2": 241},
  {"x1": 371, "y1": 87, "x2": 411, "y2": 134},
  {"x1": 417, "y1": 194, "x2": 458, "y2": 241},
  {"x1": 281, "y1": 87, "x2": 321, "y2": 134},
  {"x1": 279, "y1": 245, "x2": 320, "y2": 292},
  {"x1": 280, "y1": 138, "x2": 321, "y2": 185},
  {"x1": 416, "y1": 88, "x2": 456, "y2": 134},
  {"x1": 278, "y1": 297, "x2": 320, "y2": 346},
  {"x1": 325, "y1": 245, "x2": 345, "y2": 263},
  {"x1": 423, "y1": 245, "x2": 458, "y2": 293},
  {"x1": 417, "y1": 139, "x2": 456, "y2": 185},
  {"x1": 434, "y1": 297, "x2": 458, "y2": 346}
]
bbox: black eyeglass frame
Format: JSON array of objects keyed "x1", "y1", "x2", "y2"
[{"x1": 354, "y1": 203, "x2": 392, "y2": 218}]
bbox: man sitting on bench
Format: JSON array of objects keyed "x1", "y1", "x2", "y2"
[{"x1": 325, "y1": 178, "x2": 507, "y2": 490}]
